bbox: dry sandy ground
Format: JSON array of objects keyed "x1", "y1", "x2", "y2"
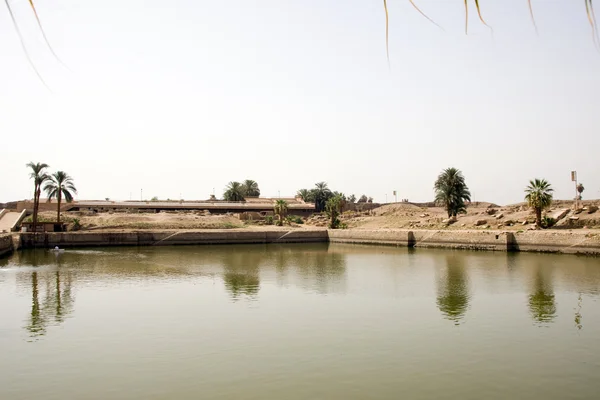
[
  {"x1": 334, "y1": 200, "x2": 600, "y2": 231},
  {"x1": 36, "y1": 199, "x2": 600, "y2": 232}
]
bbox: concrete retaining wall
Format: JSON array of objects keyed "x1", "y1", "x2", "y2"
[
  {"x1": 16, "y1": 230, "x2": 329, "y2": 249},
  {"x1": 0, "y1": 234, "x2": 13, "y2": 257},
  {"x1": 328, "y1": 229, "x2": 600, "y2": 255},
  {"x1": 3, "y1": 229, "x2": 599, "y2": 257}
]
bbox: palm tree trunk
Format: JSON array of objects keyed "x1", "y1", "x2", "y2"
[
  {"x1": 33, "y1": 184, "x2": 39, "y2": 233},
  {"x1": 536, "y1": 208, "x2": 542, "y2": 228},
  {"x1": 57, "y1": 190, "x2": 62, "y2": 224}
]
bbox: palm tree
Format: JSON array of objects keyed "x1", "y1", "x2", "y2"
[
  {"x1": 27, "y1": 162, "x2": 50, "y2": 233},
  {"x1": 525, "y1": 179, "x2": 554, "y2": 228},
  {"x1": 577, "y1": 183, "x2": 585, "y2": 200},
  {"x1": 313, "y1": 182, "x2": 333, "y2": 213},
  {"x1": 44, "y1": 171, "x2": 77, "y2": 224},
  {"x1": 296, "y1": 189, "x2": 314, "y2": 203},
  {"x1": 326, "y1": 195, "x2": 343, "y2": 229},
  {"x1": 223, "y1": 182, "x2": 245, "y2": 202},
  {"x1": 434, "y1": 167, "x2": 471, "y2": 218},
  {"x1": 274, "y1": 199, "x2": 288, "y2": 226},
  {"x1": 242, "y1": 179, "x2": 260, "y2": 197}
]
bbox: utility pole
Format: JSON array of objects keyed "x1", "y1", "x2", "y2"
[
  {"x1": 141, "y1": 189, "x2": 143, "y2": 201},
  {"x1": 385, "y1": 194, "x2": 388, "y2": 203}
]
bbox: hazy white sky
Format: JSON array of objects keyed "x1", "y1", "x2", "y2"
[{"x1": 1, "y1": 0, "x2": 599, "y2": 204}]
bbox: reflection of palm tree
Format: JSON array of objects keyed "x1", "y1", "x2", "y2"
[
  {"x1": 25, "y1": 272, "x2": 46, "y2": 337},
  {"x1": 220, "y1": 249, "x2": 262, "y2": 301},
  {"x1": 43, "y1": 270, "x2": 75, "y2": 324},
  {"x1": 528, "y1": 266, "x2": 556, "y2": 324},
  {"x1": 223, "y1": 273, "x2": 260, "y2": 299},
  {"x1": 436, "y1": 255, "x2": 470, "y2": 325}
]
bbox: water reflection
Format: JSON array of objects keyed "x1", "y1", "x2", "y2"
[
  {"x1": 23, "y1": 268, "x2": 76, "y2": 339},
  {"x1": 220, "y1": 250, "x2": 262, "y2": 301},
  {"x1": 528, "y1": 264, "x2": 557, "y2": 325},
  {"x1": 436, "y1": 254, "x2": 471, "y2": 325},
  {"x1": 218, "y1": 244, "x2": 347, "y2": 300},
  {"x1": 574, "y1": 293, "x2": 583, "y2": 330}
]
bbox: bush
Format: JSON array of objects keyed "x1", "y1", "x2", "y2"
[
  {"x1": 541, "y1": 216, "x2": 556, "y2": 229},
  {"x1": 72, "y1": 218, "x2": 82, "y2": 231},
  {"x1": 290, "y1": 215, "x2": 304, "y2": 224},
  {"x1": 264, "y1": 215, "x2": 274, "y2": 225}
]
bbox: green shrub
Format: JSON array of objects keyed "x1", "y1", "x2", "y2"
[
  {"x1": 265, "y1": 215, "x2": 274, "y2": 225},
  {"x1": 290, "y1": 215, "x2": 304, "y2": 224},
  {"x1": 542, "y1": 216, "x2": 556, "y2": 229},
  {"x1": 72, "y1": 218, "x2": 82, "y2": 231}
]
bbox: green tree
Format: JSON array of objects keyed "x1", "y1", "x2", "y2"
[
  {"x1": 242, "y1": 179, "x2": 260, "y2": 197},
  {"x1": 434, "y1": 167, "x2": 471, "y2": 218},
  {"x1": 577, "y1": 183, "x2": 585, "y2": 200},
  {"x1": 313, "y1": 182, "x2": 333, "y2": 212},
  {"x1": 296, "y1": 189, "x2": 314, "y2": 202},
  {"x1": 43, "y1": 171, "x2": 77, "y2": 224},
  {"x1": 274, "y1": 199, "x2": 288, "y2": 226},
  {"x1": 525, "y1": 179, "x2": 554, "y2": 228},
  {"x1": 27, "y1": 162, "x2": 50, "y2": 233},
  {"x1": 348, "y1": 194, "x2": 357, "y2": 204},
  {"x1": 326, "y1": 195, "x2": 343, "y2": 229},
  {"x1": 358, "y1": 194, "x2": 368, "y2": 203},
  {"x1": 223, "y1": 182, "x2": 246, "y2": 202}
]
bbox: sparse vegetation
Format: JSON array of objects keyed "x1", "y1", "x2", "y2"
[
  {"x1": 542, "y1": 216, "x2": 557, "y2": 229},
  {"x1": 577, "y1": 183, "x2": 585, "y2": 200},
  {"x1": 241, "y1": 180, "x2": 261, "y2": 197},
  {"x1": 326, "y1": 195, "x2": 343, "y2": 229},
  {"x1": 223, "y1": 182, "x2": 246, "y2": 202},
  {"x1": 434, "y1": 167, "x2": 471, "y2": 218},
  {"x1": 26, "y1": 162, "x2": 50, "y2": 232},
  {"x1": 525, "y1": 179, "x2": 554, "y2": 228},
  {"x1": 44, "y1": 171, "x2": 77, "y2": 224},
  {"x1": 264, "y1": 215, "x2": 274, "y2": 225},
  {"x1": 274, "y1": 200, "x2": 288, "y2": 226}
]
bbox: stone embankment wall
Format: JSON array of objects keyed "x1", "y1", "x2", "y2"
[
  {"x1": 3, "y1": 229, "x2": 599, "y2": 257},
  {"x1": 16, "y1": 230, "x2": 329, "y2": 249},
  {"x1": 0, "y1": 234, "x2": 13, "y2": 257},
  {"x1": 328, "y1": 229, "x2": 600, "y2": 255}
]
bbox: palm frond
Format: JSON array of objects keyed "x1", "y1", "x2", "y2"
[
  {"x1": 408, "y1": 0, "x2": 444, "y2": 30},
  {"x1": 383, "y1": 0, "x2": 390, "y2": 68},
  {"x1": 464, "y1": 0, "x2": 469, "y2": 34},
  {"x1": 4, "y1": 0, "x2": 49, "y2": 89},
  {"x1": 27, "y1": 0, "x2": 67, "y2": 67},
  {"x1": 527, "y1": 0, "x2": 538, "y2": 35}
]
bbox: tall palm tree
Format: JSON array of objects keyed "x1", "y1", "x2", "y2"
[
  {"x1": 241, "y1": 179, "x2": 260, "y2": 197},
  {"x1": 44, "y1": 171, "x2": 77, "y2": 224},
  {"x1": 525, "y1": 179, "x2": 554, "y2": 228},
  {"x1": 434, "y1": 167, "x2": 471, "y2": 218},
  {"x1": 27, "y1": 162, "x2": 50, "y2": 233},
  {"x1": 274, "y1": 199, "x2": 288, "y2": 226},
  {"x1": 313, "y1": 182, "x2": 333, "y2": 213},
  {"x1": 223, "y1": 181, "x2": 245, "y2": 202},
  {"x1": 296, "y1": 189, "x2": 314, "y2": 203}
]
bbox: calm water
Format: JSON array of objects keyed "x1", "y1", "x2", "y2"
[{"x1": 1, "y1": 244, "x2": 600, "y2": 400}]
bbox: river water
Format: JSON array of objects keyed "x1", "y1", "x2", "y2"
[{"x1": 1, "y1": 243, "x2": 599, "y2": 399}]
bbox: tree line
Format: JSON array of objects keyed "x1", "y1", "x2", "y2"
[{"x1": 26, "y1": 162, "x2": 77, "y2": 232}]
